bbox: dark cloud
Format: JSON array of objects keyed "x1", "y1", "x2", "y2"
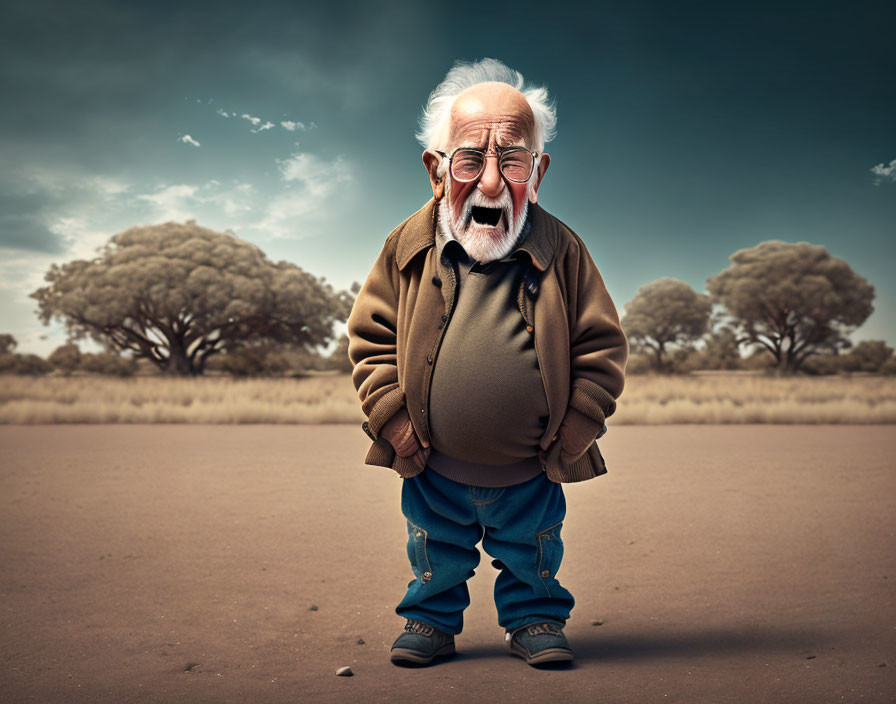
[{"x1": 0, "y1": 192, "x2": 66, "y2": 253}]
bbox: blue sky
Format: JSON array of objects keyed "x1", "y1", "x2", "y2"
[{"x1": 1, "y1": 0, "x2": 894, "y2": 356}]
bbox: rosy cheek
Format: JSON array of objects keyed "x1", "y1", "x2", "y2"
[
  {"x1": 450, "y1": 178, "x2": 476, "y2": 221},
  {"x1": 509, "y1": 183, "x2": 528, "y2": 219}
]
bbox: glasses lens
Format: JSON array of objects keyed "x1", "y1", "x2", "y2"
[
  {"x1": 451, "y1": 150, "x2": 484, "y2": 181},
  {"x1": 500, "y1": 149, "x2": 534, "y2": 182}
]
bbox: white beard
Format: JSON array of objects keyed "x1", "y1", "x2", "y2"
[{"x1": 438, "y1": 186, "x2": 530, "y2": 263}]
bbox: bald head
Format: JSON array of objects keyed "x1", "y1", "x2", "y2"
[
  {"x1": 446, "y1": 82, "x2": 537, "y2": 152},
  {"x1": 415, "y1": 58, "x2": 556, "y2": 152}
]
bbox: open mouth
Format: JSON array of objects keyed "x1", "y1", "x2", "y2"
[{"x1": 471, "y1": 206, "x2": 504, "y2": 228}]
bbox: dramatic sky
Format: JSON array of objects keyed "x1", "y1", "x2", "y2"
[{"x1": 2, "y1": 0, "x2": 894, "y2": 356}]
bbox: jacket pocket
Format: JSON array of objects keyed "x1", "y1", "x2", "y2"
[
  {"x1": 536, "y1": 521, "x2": 564, "y2": 596},
  {"x1": 407, "y1": 520, "x2": 433, "y2": 583}
]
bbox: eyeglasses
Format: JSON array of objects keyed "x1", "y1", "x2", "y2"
[{"x1": 434, "y1": 146, "x2": 539, "y2": 183}]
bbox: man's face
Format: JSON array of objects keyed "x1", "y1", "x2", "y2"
[{"x1": 423, "y1": 82, "x2": 550, "y2": 262}]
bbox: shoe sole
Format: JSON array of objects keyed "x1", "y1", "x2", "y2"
[
  {"x1": 390, "y1": 642, "x2": 456, "y2": 665},
  {"x1": 510, "y1": 641, "x2": 574, "y2": 665}
]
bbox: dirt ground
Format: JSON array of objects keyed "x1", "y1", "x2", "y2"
[{"x1": 1, "y1": 425, "x2": 894, "y2": 704}]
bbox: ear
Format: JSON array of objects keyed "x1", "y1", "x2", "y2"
[
  {"x1": 422, "y1": 150, "x2": 445, "y2": 201},
  {"x1": 528, "y1": 152, "x2": 550, "y2": 204}
]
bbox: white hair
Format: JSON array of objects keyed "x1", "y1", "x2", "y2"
[{"x1": 416, "y1": 58, "x2": 557, "y2": 153}]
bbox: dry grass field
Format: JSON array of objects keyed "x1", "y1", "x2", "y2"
[{"x1": 1, "y1": 372, "x2": 894, "y2": 424}]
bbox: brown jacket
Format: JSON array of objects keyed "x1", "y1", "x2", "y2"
[{"x1": 346, "y1": 198, "x2": 628, "y2": 483}]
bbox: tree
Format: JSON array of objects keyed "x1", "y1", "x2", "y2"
[
  {"x1": 706, "y1": 242, "x2": 875, "y2": 374},
  {"x1": 326, "y1": 333, "x2": 353, "y2": 373},
  {"x1": 0, "y1": 333, "x2": 16, "y2": 354},
  {"x1": 80, "y1": 352, "x2": 137, "y2": 377},
  {"x1": 0, "y1": 353, "x2": 52, "y2": 375},
  {"x1": 674, "y1": 326, "x2": 743, "y2": 373},
  {"x1": 30, "y1": 221, "x2": 355, "y2": 376},
  {"x1": 621, "y1": 278, "x2": 712, "y2": 372},
  {"x1": 842, "y1": 340, "x2": 893, "y2": 373},
  {"x1": 700, "y1": 326, "x2": 742, "y2": 370},
  {"x1": 0, "y1": 334, "x2": 53, "y2": 375},
  {"x1": 48, "y1": 343, "x2": 82, "y2": 375},
  {"x1": 215, "y1": 340, "x2": 318, "y2": 377}
]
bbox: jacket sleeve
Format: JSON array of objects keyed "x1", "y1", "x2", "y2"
[
  {"x1": 562, "y1": 235, "x2": 629, "y2": 430},
  {"x1": 346, "y1": 233, "x2": 407, "y2": 441}
]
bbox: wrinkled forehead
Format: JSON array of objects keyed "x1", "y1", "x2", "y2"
[{"x1": 446, "y1": 82, "x2": 536, "y2": 149}]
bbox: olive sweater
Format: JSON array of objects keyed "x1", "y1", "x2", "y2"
[{"x1": 425, "y1": 212, "x2": 549, "y2": 487}]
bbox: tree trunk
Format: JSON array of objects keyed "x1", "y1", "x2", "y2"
[
  {"x1": 654, "y1": 342, "x2": 666, "y2": 373},
  {"x1": 165, "y1": 344, "x2": 196, "y2": 376}
]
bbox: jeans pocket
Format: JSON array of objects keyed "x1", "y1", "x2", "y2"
[
  {"x1": 536, "y1": 521, "x2": 564, "y2": 596},
  {"x1": 407, "y1": 519, "x2": 433, "y2": 583}
]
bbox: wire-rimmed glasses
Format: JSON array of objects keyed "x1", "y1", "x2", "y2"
[{"x1": 434, "y1": 146, "x2": 539, "y2": 183}]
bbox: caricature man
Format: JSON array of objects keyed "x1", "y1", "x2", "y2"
[{"x1": 347, "y1": 58, "x2": 628, "y2": 666}]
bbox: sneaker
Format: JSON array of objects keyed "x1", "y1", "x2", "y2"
[
  {"x1": 390, "y1": 618, "x2": 456, "y2": 665},
  {"x1": 508, "y1": 621, "x2": 574, "y2": 665}
]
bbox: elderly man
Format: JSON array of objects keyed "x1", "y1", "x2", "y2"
[{"x1": 347, "y1": 58, "x2": 628, "y2": 667}]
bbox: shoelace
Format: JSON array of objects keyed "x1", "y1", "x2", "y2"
[
  {"x1": 526, "y1": 622, "x2": 563, "y2": 637},
  {"x1": 405, "y1": 619, "x2": 435, "y2": 636},
  {"x1": 505, "y1": 622, "x2": 565, "y2": 642}
]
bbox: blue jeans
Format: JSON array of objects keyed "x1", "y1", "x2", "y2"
[{"x1": 396, "y1": 467, "x2": 575, "y2": 635}]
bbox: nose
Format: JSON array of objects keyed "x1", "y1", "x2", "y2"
[{"x1": 477, "y1": 154, "x2": 505, "y2": 198}]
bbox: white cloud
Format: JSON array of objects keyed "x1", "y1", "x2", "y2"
[
  {"x1": 89, "y1": 176, "x2": 130, "y2": 197},
  {"x1": 135, "y1": 181, "x2": 258, "y2": 221},
  {"x1": 18, "y1": 167, "x2": 131, "y2": 200},
  {"x1": 199, "y1": 181, "x2": 256, "y2": 216},
  {"x1": 179, "y1": 134, "x2": 201, "y2": 147},
  {"x1": 0, "y1": 215, "x2": 115, "y2": 357},
  {"x1": 870, "y1": 158, "x2": 896, "y2": 185},
  {"x1": 215, "y1": 107, "x2": 313, "y2": 134},
  {"x1": 249, "y1": 151, "x2": 353, "y2": 238},
  {"x1": 130, "y1": 165, "x2": 351, "y2": 240},
  {"x1": 48, "y1": 216, "x2": 115, "y2": 262},
  {"x1": 0, "y1": 250, "x2": 57, "y2": 296},
  {"x1": 240, "y1": 112, "x2": 276, "y2": 133},
  {"x1": 136, "y1": 183, "x2": 201, "y2": 221},
  {"x1": 276, "y1": 151, "x2": 350, "y2": 193},
  {"x1": 0, "y1": 247, "x2": 82, "y2": 357}
]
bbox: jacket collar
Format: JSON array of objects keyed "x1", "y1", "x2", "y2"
[{"x1": 396, "y1": 198, "x2": 557, "y2": 272}]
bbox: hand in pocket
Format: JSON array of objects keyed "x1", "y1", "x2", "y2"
[
  {"x1": 558, "y1": 407, "x2": 604, "y2": 464},
  {"x1": 380, "y1": 406, "x2": 428, "y2": 472}
]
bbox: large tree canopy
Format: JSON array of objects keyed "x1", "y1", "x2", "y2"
[
  {"x1": 31, "y1": 221, "x2": 355, "y2": 375},
  {"x1": 622, "y1": 278, "x2": 712, "y2": 372},
  {"x1": 706, "y1": 241, "x2": 874, "y2": 373}
]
